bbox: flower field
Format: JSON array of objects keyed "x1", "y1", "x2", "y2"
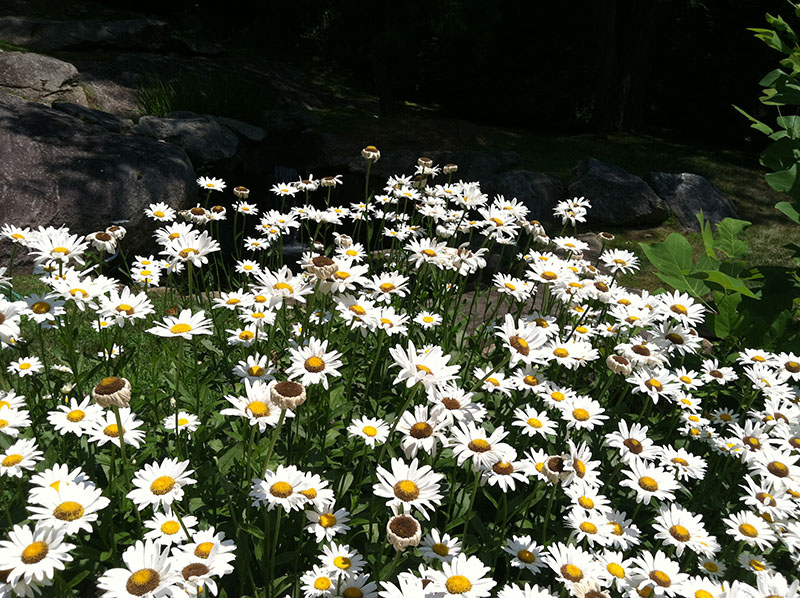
[{"x1": 0, "y1": 149, "x2": 797, "y2": 598}]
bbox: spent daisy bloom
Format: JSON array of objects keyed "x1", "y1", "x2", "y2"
[
  {"x1": 286, "y1": 336, "x2": 344, "y2": 390},
  {"x1": 27, "y1": 481, "x2": 110, "y2": 535},
  {"x1": 0, "y1": 438, "x2": 44, "y2": 478},
  {"x1": 348, "y1": 416, "x2": 390, "y2": 447},
  {"x1": 127, "y1": 458, "x2": 196, "y2": 511},
  {"x1": 373, "y1": 457, "x2": 444, "y2": 520},
  {"x1": 389, "y1": 341, "x2": 461, "y2": 389},
  {"x1": 0, "y1": 524, "x2": 75, "y2": 587},
  {"x1": 147, "y1": 309, "x2": 213, "y2": 340},
  {"x1": 250, "y1": 465, "x2": 312, "y2": 512},
  {"x1": 427, "y1": 553, "x2": 497, "y2": 598},
  {"x1": 197, "y1": 176, "x2": 226, "y2": 192},
  {"x1": 97, "y1": 539, "x2": 181, "y2": 597}
]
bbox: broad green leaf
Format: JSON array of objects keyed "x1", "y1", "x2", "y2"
[
  {"x1": 708, "y1": 292, "x2": 743, "y2": 339},
  {"x1": 690, "y1": 270, "x2": 758, "y2": 298},
  {"x1": 697, "y1": 212, "x2": 716, "y2": 258},
  {"x1": 778, "y1": 115, "x2": 800, "y2": 138},
  {"x1": 733, "y1": 105, "x2": 774, "y2": 136},
  {"x1": 766, "y1": 164, "x2": 800, "y2": 192},
  {"x1": 641, "y1": 234, "x2": 708, "y2": 297},
  {"x1": 715, "y1": 218, "x2": 751, "y2": 260},
  {"x1": 654, "y1": 273, "x2": 710, "y2": 298},
  {"x1": 776, "y1": 200, "x2": 800, "y2": 223}
]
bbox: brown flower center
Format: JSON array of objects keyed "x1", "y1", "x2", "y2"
[{"x1": 389, "y1": 515, "x2": 419, "y2": 538}]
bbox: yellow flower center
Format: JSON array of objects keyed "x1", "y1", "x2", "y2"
[
  {"x1": 504, "y1": 282, "x2": 516, "y2": 291},
  {"x1": 527, "y1": 417, "x2": 543, "y2": 429},
  {"x1": 579, "y1": 522, "x2": 598, "y2": 534},
  {"x1": 153, "y1": 210, "x2": 165, "y2": 218},
  {"x1": 650, "y1": 570, "x2": 671, "y2": 587},
  {"x1": 21, "y1": 541, "x2": 49, "y2": 564},
  {"x1": 393, "y1": 480, "x2": 420, "y2": 501},
  {"x1": 638, "y1": 476, "x2": 658, "y2": 492},
  {"x1": 270, "y1": 481, "x2": 293, "y2": 498},
  {"x1": 468, "y1": 438, "x2": 491, "y2": 452},
  {"x1": 150, "y1": 475, "x2": 176, "y2": 495},
  {"x1": 170, "y1": 323, "x2": 193, "y2": 334},
  {"x1": 333, "y1": 556, "x2": 351, "y2": 570},
  {"x1": 53, "y1": 501, "x2": 84, "y2": 521},
  {"x1": 248, "y1": 366, "x2": 265, "y2": 377},
  {"x1": 362, "y1": 425, "x2": 378, "y2": 437},
  {"x1": 178, "y1": 418, "x2": 189, "y2": 426},
  {"x1": 161, "y1": 520, "x2": 181, "y2": 535},
  {"x1": 669, "y1": 525, "x2": 690, "y2": 542},
  {"x1": 553, "y1": 348, "x2": 569, "y2": 358},
  {"x1": 304, "y1": 356, "x2": 325, "y2": 372},
  {"x1": 561, "y1": 564, "x2": 583, "y2": 582},
  {"x1": 749, "y1": 559, "x2": 766, "y2": 571},
  {"x1": 246, "y1": 401, "x2": 270, "y2": 418},
  {"x1": 104, "y1": 424, "x2": 125, "y2": 438},
  {"x1": 274, "y1": 282, "x2": 294, "y2": 293},
  {"x1": 319, "y1": 514, "x2": 337, "y2": 528},
  {"x1": 696, "y1": 591, "x2": 713, "y2": 598},
  {"x1": 379, "y1": 282, "x2": 396, "y2": 293},
  {"x1": 607, "y1": 563, "x2": 625, "y2": 578},
  {"x1": 578, "y1": 496, "x2": 594, "y2": 509},
  {"x1": 572, "y1": 408, "x2": 590, "y2": 421},
  {"x1": 314, "y1": 577, "x2": 332, "y2": 591},
  {"x1": 517, "y1": 549, "x2": 536, "y2": 563},
  {"x1": 738, "y1": 523, "x2": 758, "y2": 537},
  {"x1": 432, "y1": 542, "x2": 450, "y2": 556},
  {"x1": 18, "y1": 362, "x2": 31, "y2": 370},
  {"x1": 51, "y1": 246, "x2": 71, "y2": 255},
  {"x1": 126, "y1": 569, "x2": 160, "y2": 596},
  {"x1": 445, "y1": 575, "x2": 473, "y2": 594},
  {"x1": 194, "y1": 542, "x2": 214, "y2": 558},
  {"x1": 423, "y1": 316, "x2": 434, "y2": 323},
  {"x1": 0, "y1": 419, "x2": 6, "y2": 429}
]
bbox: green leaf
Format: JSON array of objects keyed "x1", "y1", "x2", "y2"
[
  {"x1": 776, "y1": 200, "x2": 800, "y2": 223},
  {"x1": 766, "y1": 164, "x2": 800, "y2": 192},
  {"x1": 218, "y1": 443, "x2": 244, "y2": 475},
  {"x1": 709, "y1": 293, "x2": 743, "y2": 339},
  {"x1": 690, "y1": 270, "x2": 758, "y2": 298},
  {"x1": 697, "y1": 212, "x2": 716, "y2": 258},
  {"x1": 733, "y1": 104, "x2": 774, "y2": 136},
  {"x1": 714, "y1": 218, "x2": 751, "y2": 260},
  {"x1": 640, "y1": 234, "x2": 708, "y2": 297},
  {"x1": 778, "y1": 114, "x2": 800, "y2": 138}
]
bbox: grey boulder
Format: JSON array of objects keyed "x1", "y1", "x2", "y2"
[
  {"x1": 648, "y1": 172, "x2": 738, "y2": 230},
  {"x1": 568, "y1": 157, "x2": 669, "y2": 227},
  {"x1": 0, "y1": 93, "x2": 196, "y2": 265},
  {"x1": 132, "y1": 112, "x2": 239, "y2": 166},
  {"x1": 0, "y1": 52, "x2": 87, "y2": 106},
  {"x1": 51, "y1": 102, "x2": 133, "y2": 134}
]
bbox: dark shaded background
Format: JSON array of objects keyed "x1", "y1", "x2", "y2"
[{"x1": 102, "y1": 0, "x2": 786, "y2": 148}]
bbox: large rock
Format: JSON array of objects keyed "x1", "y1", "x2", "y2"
[
  {"x1": 648, "y1": 172, "x2": 738, "y2": 230},
  {"x1": 568, "y1": 157, "x2": 669, "y2": 227},
  {"x1": 132, "y1": 112, "x2": 239, "y2": 166},
  {"x1": 0, "y1": 16, "x2": 169, "y2": 52},
  {"x1": 0, "y1": 52, "x2": 87, "y2": 106},
  {"x1": 0, "y1": 93, "x2": 196, "y2": 266},
  {"x1": 52, "y1": 102, "x2": 133, "y2": 134},
  {"x1": 486, "y1": 170, "x2": 564, "y2": 222}
]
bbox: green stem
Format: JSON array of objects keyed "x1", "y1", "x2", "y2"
[
  {"x1": 461, "y1": 465, "x2": 482, "y2": 544},
  {"x1": 263, "y1": 409, "x2": 287, "y2": 473}
]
